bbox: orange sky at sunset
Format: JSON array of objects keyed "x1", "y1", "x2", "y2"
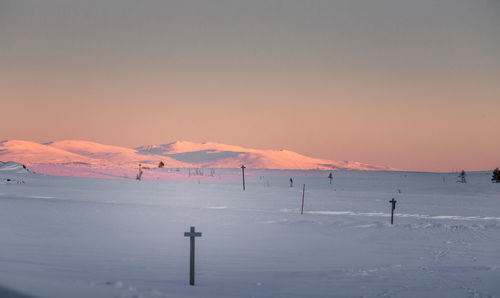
[{"x1": 1, "y1": 0, "x2": 499, "y2": 172}]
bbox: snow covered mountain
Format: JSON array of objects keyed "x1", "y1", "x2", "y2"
[
  {"x1": 0, "y1": 140, "x2": 99, "y2": 165},
  {"x1": 135, "y1": 141, "x2": 393, "y2": 171},
  {"x1": 0, "y1": 140, "x2": 395, "y2": 179}
]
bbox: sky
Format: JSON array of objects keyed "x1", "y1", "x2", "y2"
[{"x1": 0, "y1": 0, "x2": 499, "y2": 172}]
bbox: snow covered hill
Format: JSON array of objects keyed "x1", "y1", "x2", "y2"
[
  {"x1": 135, "y1": 141, "x2": 392, "y2": 171},
  {"x1": 46, "y1": 140, "x2": 185, "y2": 168},
  {"x1": 0, "y1": 161, "x2": 29, "y2": 184},
  {"x1": 0, "y1": 140, "x2": 100, "y2": 165},
  {"x1": 0, "y1": 139, "x2": 395, "y2": 179},
  {"x1": 0, "y1": 161, "x2": 29, "y2": 174}
]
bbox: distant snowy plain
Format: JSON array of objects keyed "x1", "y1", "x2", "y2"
[{"x1": 0, "y1": 164, "x2": 499, "y2": 297}]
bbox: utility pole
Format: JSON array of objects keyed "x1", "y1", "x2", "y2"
[{"x1": 241, "y1": 165, "x2": 246, "y2": 191}]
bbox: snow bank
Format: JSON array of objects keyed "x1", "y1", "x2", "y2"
[{"x1": 0, "y1": 161, "x2": 29, "y2": 174}]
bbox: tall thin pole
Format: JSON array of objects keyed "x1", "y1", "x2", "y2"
[
  {"x1": 390, "y1": 199, "x2": 397, "y2": 225},
  {"x1": 189, "y1": 226, "x2": 195, "y2": 285},
  {"x1": 241, "y1": 165, "x2": 246, "y2": 191},
  {"x1": 301, "y1": 184, "x2": 305, "y2": 214},
  {"x1": 184, "y1": 226, "x2": 202, "y2": 286},
  {"x1": 391, "y1": 206, "x2": 394, "y2": 224}
]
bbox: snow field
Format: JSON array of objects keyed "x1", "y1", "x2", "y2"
[{"x1": 0, "y1": 169, "x2": 499, "y2": 297}]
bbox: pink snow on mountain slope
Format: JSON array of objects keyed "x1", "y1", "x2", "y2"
[
  {"x1": 143, "y1": 141, "x2": 252, "y2": 154},
  {"x1": 47, "y1": 140, "x2": 184, "y2": 168},
  {"x1": 135, "y1": 141, "x2": 393, "y2": 171},
  {"x1": 0, "y1": 140, "x2": 100, "y2": 165},
  {"x1": 0, "y1": 139, "x2": 396, "y2": 179}
]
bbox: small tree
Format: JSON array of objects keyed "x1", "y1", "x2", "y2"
[
  {"x1": 457, "y1": 170, "x2": 466, "y2": 183},
  {"x1": 158, "y1": 161, "x2": 165, "y2": 168},
  {"x1": 492, "y1": 168, "x2": 500, "y2": 183}
]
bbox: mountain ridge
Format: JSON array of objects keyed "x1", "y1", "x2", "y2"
[{"x1": 0, "y1": 139, "x2": 396, "y2": 171}]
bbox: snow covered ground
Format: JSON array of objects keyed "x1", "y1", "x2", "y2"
[{"x1": 0, "y1": 165, "x2": 499, "y2": 297}]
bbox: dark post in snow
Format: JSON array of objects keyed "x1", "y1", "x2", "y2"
[
  {"x1": 184, "y1": 226, "x2": 202, "y2": 285},
  {"x1": 241, "y1": 165, "x2": 246, "y2": 191},
  {"x1": 301, "y1": 184, "x2": 306, "y2": 215},
  {"x1": 389, "y1": 198, "x2": 397, "y2": 224}
]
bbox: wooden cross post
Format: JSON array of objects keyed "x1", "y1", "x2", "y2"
[
  {"x1": 301, "y1": 184, "x2": 306, "y2": 215},
  {"x1": 241, "y1": 165, "x2": 246, "y2": 191},
  {"x1": 389, "y1": 198, "x2": 397, "y2": 224},
  {"x1": 184, "y1": 226, "x2": 202, "y2": 285}
]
